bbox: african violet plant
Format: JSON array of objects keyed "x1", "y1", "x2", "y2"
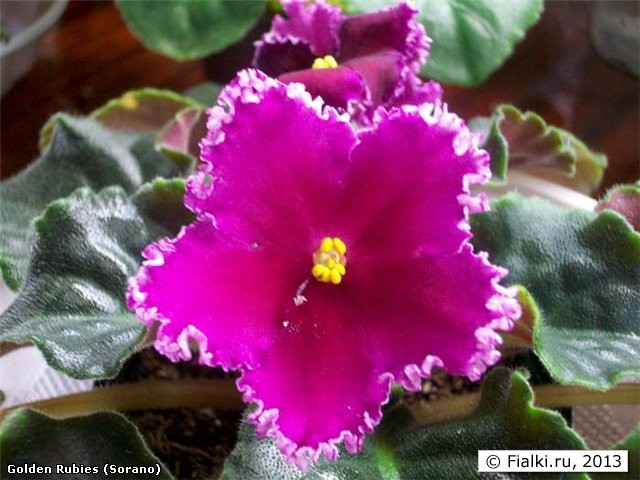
[{"x1": 1, "y1": 1, "x2": 639, "y2": 479}]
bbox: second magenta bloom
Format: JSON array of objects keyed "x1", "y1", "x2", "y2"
[{"x1": 254, "y1": 0, "x2": 442, "y2": 124}]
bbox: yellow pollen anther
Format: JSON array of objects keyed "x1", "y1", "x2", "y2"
[
  {"x1": 312, "y1": 236, "x2": 347, "y2": 285},
  {"x1": 312, "y1": 55, "x2": 338, "y2": 69},
  {"x1": 320, "y1": 237, "x2": 334, "y2": 253},
  {"x1": 332, "y1": 237, "x2": 346, "y2": 255}
]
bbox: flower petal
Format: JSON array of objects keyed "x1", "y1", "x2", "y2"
[
  {"x1": 339, "y1": 0, "x2": 436, "y2": 120},
  {"x1": 271, "y1": 0, "x2": 344, "y2": 56},
  {"x1": 127, "y1": 221, "x2": 306, "y2": 370},
  {"x1": 255, "y1": 1, "x2": 436, "y2": 124},
  {"x1": 234, "y1": 243, "x2": 519, "y2": 466},
  {"x1": 394, "y1": 78, "x2": 444, "y2": 107},
  {"x1": 346, "y1": 244, "x2": 521, "y2": 386},
  {"x1": 343, "y1": 51, "x2": 402, "y2": 106},
  {"x1": 279, "y1": 66, "x2": 366, "y2": 110},
  {"x1": 339, "y1": 1, "x2": 428, "y2": 68},
  {"x1": 189, "y1": 70, "x2": 356, "y2": 252},
  {"x1": 253, "y1": 36, "x2": 316, "y2": 78},
  {"x1": 338, "y1": 103, "x2": 490, "y2": 259},
  {"x1": 237, "y1": 282, "x2": 391, "y2": 468}
]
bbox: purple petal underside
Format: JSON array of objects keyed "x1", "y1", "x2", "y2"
[
  {"x1": 272, "y1": 0, "x2": 343, "y2": 56},
  {"x1": 339, "y1": 1, "x2": 438, "y2": 120},
  {"x1": 342, "y1": 51, "x2": 402, "y2": 106},
  {"x1": 253, "y1": 37, "x2": 317, "y2": 78},
  {"x1": 279, "y1": 65, "x2": 367, "y2": 110},
  {"x1": 339, "y1": 1, "x2": 426, "y2": 64}
]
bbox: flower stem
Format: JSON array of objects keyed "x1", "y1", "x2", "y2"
[{"x1": 1, "y1": 380, "x2": 637, "y2": 423}]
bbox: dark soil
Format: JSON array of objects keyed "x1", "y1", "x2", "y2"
[
  {"x1": 127, "y1": 408, "x2": 238, "y2": 479},
  {"x1": 97, "y1": 349, "x2": 241, "y2": 479},
  {"x1": 409, "y1": 367, "x2": 479, "y2": 405}
]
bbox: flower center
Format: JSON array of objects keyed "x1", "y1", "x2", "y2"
[
  {"x1": 311, "y1": 237, "x2": 347, "y2": 285},
  {"x1": 312, "y1": 55, "x2": 338, "y2": 69}
]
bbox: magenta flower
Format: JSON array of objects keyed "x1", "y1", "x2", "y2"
[
  {"x1": 127, "y1": 69, "x2": 519, "y2": 468},
  {"x1": 253, "y1": 0, "x2": 442, "y2": 124}
]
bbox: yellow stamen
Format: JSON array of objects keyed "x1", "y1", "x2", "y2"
[
  {"x1": 320, "y1": 237, "x2": 334, "y2": 253},
  {"x1": 312, "y1": 264, "x2": 328, "y2": 278},
  {"x1": 332, "y1": 237, "x2": 346, "y2": 255},
  {"x1": 312, "y1": 55, "x2": 338, "y2": 69},
  {"x1": 312, "y1": 236, "x2": 347, "y2": 285}
]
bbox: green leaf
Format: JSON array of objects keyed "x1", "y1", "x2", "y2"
[
  {"x1": 471, "y1": 194, "x2": 640, "y2": 389},
  {"x1": 392, "y1": 369, "x2": 586, "y2": 479},
  {"x1": 592, "y1": 426, "x2": 640, "y2": 480},
  {"x1": 222, "y1": 413, "x2": 301, "y2": 480},
  {"x1": 116, "y1": 0, "x2": 267, "y2": 60},
  {"x1": 0, "y1": 409, "x2": 173, "y2": 479},
  {"x1": 470, "y1": 105, "x2": 607, "y2": 191},
  {"x1": 0, "y1": 180, "x2": 193, "y2": 379},
  {"x1": 222, "y1": 368, "x2": 586, "y2": 480},
  {"x1": 155, "y1": 82, "x2": 223, "y2": 170},
  {"x1": 92, "y1": 88, "x2": 202, "y2": 133},
  {"x1": 156, "y1": 106, "x2": 207, "y2": 171},
  {"x1": 500, "y1": 285, "x2": 536, "y2": 350},
  {"x1": 342, "y1": 0, "x2": 543, "y2": 86},
  {"x1": 620, "y1": 427, "x2": 640, "y2": 480},
  {"x1": 39, "y1": 89, "x2": 202, "y2": 153},
  {"x1": 0, "y1": 114, "x2": 186, "y2": 291},
  {"x1": 596, "y1": 183, "x2": 640, "y2": 232},
  {"x1": 184, "y1": 81, "x2": 223, "y2": 106}
]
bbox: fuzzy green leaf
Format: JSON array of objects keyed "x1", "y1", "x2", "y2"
[
  {"x1": 0, "y1": 409, "x2": 173, "y2": 479},
  {"x1": 116, "y1": 0, "x2": 267, "y2": 60},
  {"x1": 470, "y1": 105, "x2": 607, "y2": 191},
  {"x1": 596, "y1": 183, "x2": 640, "y2": 232},
  {"x1": 222, "y1": 368, "x2": 586, "y2": 479},
  {"x1": 39, "y1": 89, "x2": 201, "y2": 154},
  {"x1": 0, "y1": 180, "x2": 193, "y2": 379},
  {"x1": 500, "y1": 285, "x2": 536, "y2": 351},
  {"x1": 342, "y1": 0, "x2": 542, "y2": 86},
  {"x1": 0, "y1": 114, "x2": 186, "y2": 291},
  {"x1": 92, "y1": 88, "x2": 202, "y2": 134},
  {"x1": 471, "y1": 194, "x2": 640, "y2": 389}
]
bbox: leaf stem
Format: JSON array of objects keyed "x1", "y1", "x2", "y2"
[{"x1": 1, "y1": 379, "x2": 637, "y2": 424}]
